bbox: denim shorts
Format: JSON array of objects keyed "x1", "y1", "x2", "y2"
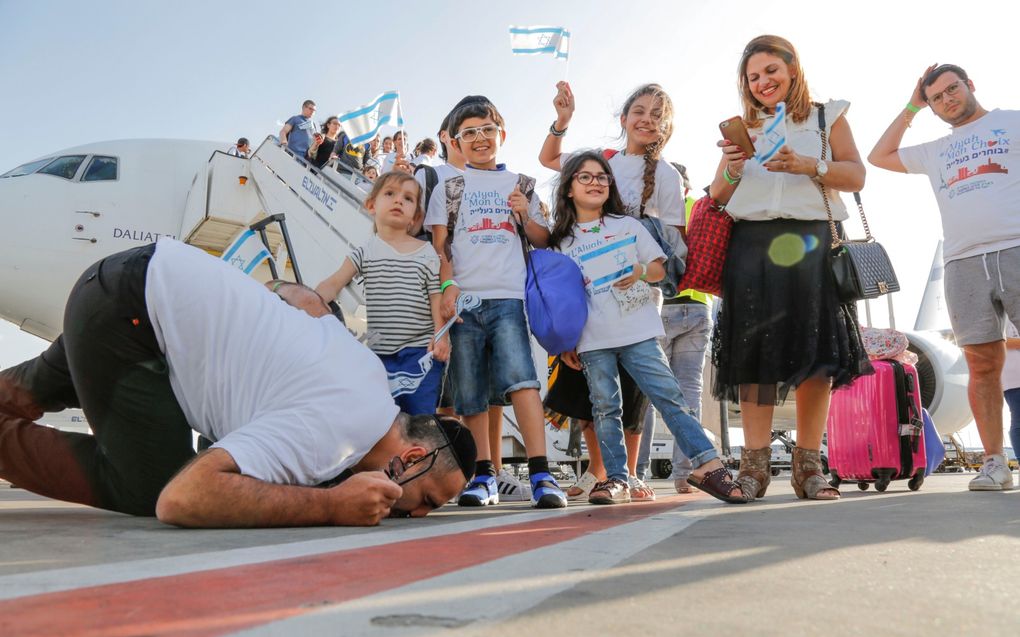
[{"x1": 449, "y1": 298, "x2": 539, "y2": 416}]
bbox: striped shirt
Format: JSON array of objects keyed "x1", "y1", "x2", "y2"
[{"x1": 350, "y1": 236, "x2": 440, "y2": 354}]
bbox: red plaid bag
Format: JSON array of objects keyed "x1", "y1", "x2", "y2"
[{"x1": 678, "y1": 196, "x2": 733, "y2": 296}]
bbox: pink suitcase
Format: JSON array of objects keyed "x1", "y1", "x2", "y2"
[{"x1": 826, "y1": 360, "x2": 927, "y2": 492}]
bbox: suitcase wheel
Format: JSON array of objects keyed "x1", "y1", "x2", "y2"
[
  {"x1": 829, "y1": 471, "x2": 842, "y2": 489},
  {"x1": 908, "y1": 473, "x2": 924, "y2": 491},
  {"x1": 875, "y1": 476, "x2": 890, "y2": 492},
  {"x1": 857, "y1": 481, "x2": 869, "y2": 491}
]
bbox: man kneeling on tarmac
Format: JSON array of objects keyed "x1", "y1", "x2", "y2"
[{"x1": 0, "y1": 239, "x2": 475, "y2": 527}]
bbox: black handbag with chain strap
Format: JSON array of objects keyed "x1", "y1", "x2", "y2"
[{"x1": 817, "y1": 105, "x2": 900, "y2": 302}]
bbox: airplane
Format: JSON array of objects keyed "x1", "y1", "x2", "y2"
[{"x1": 0, "y1": 137, "x2": 974, "y2": 468}]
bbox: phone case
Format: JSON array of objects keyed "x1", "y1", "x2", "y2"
[{"x1": 719, "y1": 117, "x2": 755, "y2": 157}]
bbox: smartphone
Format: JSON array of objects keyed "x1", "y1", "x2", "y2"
[{"x1": 719, "y1": 116, "x2": 755, "y2": 157}]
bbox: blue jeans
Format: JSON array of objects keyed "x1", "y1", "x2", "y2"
[
  {"x1": 636, "y1": 302, "x2": 713, "y2": 480},
  {"x1": 379, "y1": 347, "x2": 445, "y2": 416},
  {"x1": 580, "y1": 338, "x2": 717, "y2": 482},
  {"x1": 1006, "y1": 387, "x2": 1020, "y2": 456},
  {"x1": 449, "y1": 299, "x2": 539, "y2": 416}
]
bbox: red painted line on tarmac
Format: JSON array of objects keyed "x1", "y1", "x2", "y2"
[{"x1": 0, "y1": 497, "x2": 695, "y2": 637}]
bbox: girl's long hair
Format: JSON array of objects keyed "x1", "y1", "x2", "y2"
[
  {"x1": 738, "y1": 35, "x2": 812, "y2": 129},
  {"x1": 549, "y1": 150, "x2": 626, "y2": 250},
  {"x1": 618, "y1": 84, "x2": 674, "y2": 214},
  {"x1": 364, "y1": 171, "x2": 423, "y2": 235}
]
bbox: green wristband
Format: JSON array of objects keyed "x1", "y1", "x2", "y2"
[
  {"x1": 441, "y1": 279, "x2": 458, "y2": 292},
  {"x1": 905, "y1": 103, "x2": 921, "y2": 114},
  {"x1": 723, "y1": 166, "x2": 742, "y2": 185}
]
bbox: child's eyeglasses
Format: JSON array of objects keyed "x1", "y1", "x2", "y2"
[
  {"x1": 573, "y1": 172, "x2": 613, "y2": 186},
  {"x1": 455, "y1": 125, "x2": 501, "y2": 142}
]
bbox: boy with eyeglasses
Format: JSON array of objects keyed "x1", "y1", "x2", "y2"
[
  {"x1": 869, "y1": 63, "x2": 1020, "y2": 491},
  {"x1": 426, "y1": 98, "x2": 567, "y2": 509}
]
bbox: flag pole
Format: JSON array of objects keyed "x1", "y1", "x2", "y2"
[
  {"x1": 397, "y1": 90, "x2": 406, "y2": 161},
  {"x1": 563, "y1": 31, "x2": 572, "y2": 82}
]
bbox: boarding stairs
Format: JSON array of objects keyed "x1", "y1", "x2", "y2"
[{"x1": 178, "y1": 136, "x2": 375, "y2": 316}]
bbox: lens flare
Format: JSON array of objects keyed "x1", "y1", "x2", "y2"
[{"x1": 768, "y1": 233, "x2": 807, "y2": 267}]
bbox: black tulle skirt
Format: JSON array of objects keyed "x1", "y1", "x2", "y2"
[{"x1": 711, "y1": 218, "x2": 872, "y2": 405}]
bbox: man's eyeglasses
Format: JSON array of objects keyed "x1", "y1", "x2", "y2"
[
  {"x1": 455, "y1": 125, "x2": 501, "y2": 143},
  {"x1": 386, "y1": 416, "x2": 453, "y2": 487},
  {"x1": 574, "y1": 172, "x2": 613, "y2": 186},
  {"x1": 928, "y1": 81, "x2": 964, "y2": 106}
]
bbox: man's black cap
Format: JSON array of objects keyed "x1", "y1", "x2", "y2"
[{"x1": 435, "y1": 416, "x2": 476, "y2": 481}]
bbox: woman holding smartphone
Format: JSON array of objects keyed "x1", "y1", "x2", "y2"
[{"x1": 709, "y1": 34, "x2": 871, "y2": 501}]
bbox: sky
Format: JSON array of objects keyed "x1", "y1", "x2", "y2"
[{"x1": 0, "y1": 0, "x2": 1014, "y2": 444}]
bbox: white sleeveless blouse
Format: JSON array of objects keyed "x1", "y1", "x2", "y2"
[{"x1": 726, "y1": 99, "x2": 850, "y2": 222}]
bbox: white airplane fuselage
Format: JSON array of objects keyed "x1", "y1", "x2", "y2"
[{"x1": 0, "y1": 139, "x2": 222, "y2": 340}]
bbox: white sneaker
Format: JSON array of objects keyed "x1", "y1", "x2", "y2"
[
  {"x1": 968, "y1": 455, "x2": 1015, "y2": 491},
  {"x1": 566, "y1": 471, "x2": 599, "y2": 501},
  {"x1": 495, "y1": 469, "x2": 532, "y2": 501}
]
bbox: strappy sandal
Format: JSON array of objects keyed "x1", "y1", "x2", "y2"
[
  {"x1": 792, "y1": 447, "x2": 840, "y2": 500},
  {"x1": 687, "y1": 467, "x2": 748, "y2": 504},
  {"x1": 736, "y1": 446, "x2": 771, "y2": 501}
]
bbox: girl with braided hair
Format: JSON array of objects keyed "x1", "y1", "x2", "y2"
[{"x1": 539, "y1": 82, "x2": 685, "y2": 226}]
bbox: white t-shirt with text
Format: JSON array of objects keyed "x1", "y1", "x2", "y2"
[
  {"x1": 558, "y1": 215, "x2": 666, "y2": 353},
  {"x1": 424, "y1": 165, "x2": 545, "y2": 300},
  {"x1": 144, "y1": 239, "x2": 398, "y2": 486},
  {"x1": 898, "y1": 109, "x2": 1020, "y2": 262}
]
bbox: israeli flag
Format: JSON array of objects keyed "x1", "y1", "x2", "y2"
[
  {"x1": 509, "y1": 25, "x2": 570, "y2": 60},
  {"x1": 222, "y1": 229, "x2": 271, "y2": 275},
  {"x1": 339, "y1": 90, "x2": 405, "y2": 146}
]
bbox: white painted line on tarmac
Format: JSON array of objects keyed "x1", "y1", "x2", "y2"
[{"x1": 236, "y1": 505, "x2": 741, "y2": 637}]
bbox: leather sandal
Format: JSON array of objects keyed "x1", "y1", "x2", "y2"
[
  {"x1": 736, "y1": 446, "x2": 771, "y2": 501},
  {"x1": 687, "y1": 467, "x2": 748, "y2": 504},
  {"x1": 791, "y1": 447, "x2": 840, "y2": 500}
]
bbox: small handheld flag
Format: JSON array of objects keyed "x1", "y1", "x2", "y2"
[
  {"x1": 339, "y1": 90, "x2": 405, "y2": 146},
  {"x1": 222, "y1": 229, "x2": 271, "y2": 275},
  {"x1": 509, "y1": 25, "x2": 570, "y2": 60}
]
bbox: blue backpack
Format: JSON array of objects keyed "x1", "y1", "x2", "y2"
[{"x1": 444, "y1": 173, "x2": 588, "y2": 355}]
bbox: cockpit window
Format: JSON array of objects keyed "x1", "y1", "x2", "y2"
[
  {"x1": 38, "y1": 155, "x2": 87, "y2": 180},
  {"x1": 0, "y1": 158, "x2": 53, "y2": 178},
  {"x1": 82, "y1": 156, "x2": 118, "y2": 182}
]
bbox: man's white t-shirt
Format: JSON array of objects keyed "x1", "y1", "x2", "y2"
[
  {"x1": 898, "y1": 109, "x2": 1020, "y2": 262},
  {"x1": 424, "y1": 165, "x2": 545, "y2": 300},
  {"x1": 558, "y1": 215, "x2": 666, "y2": 353},
  {"x1": 144, "y1": 239, "x2": 398, "y2": 486}
]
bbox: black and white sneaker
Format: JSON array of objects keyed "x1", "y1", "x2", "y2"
[{"x1": 495, "y1": 468, "x2": 532, "y2": 501}]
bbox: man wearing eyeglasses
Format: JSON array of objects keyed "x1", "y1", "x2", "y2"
[
  {"x1": 869, "y1": 64, "x2": 1020, "y2": 491},
  {"x1": 0, "y1": 239, "x2": 476, "y2": 526}
]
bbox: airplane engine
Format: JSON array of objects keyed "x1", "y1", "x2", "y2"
[{"x1": 905, "y1": 330, "x2": 972, "y2": 435}]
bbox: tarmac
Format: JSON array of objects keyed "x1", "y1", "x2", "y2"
[{"x1": 1, "y1": 472, "x2": 1018, "y2": 636}]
